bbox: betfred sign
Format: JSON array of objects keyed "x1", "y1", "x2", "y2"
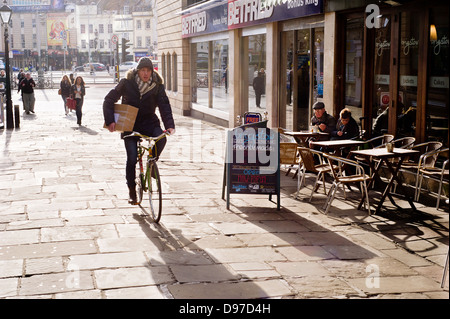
[{"x1": 181, "y1": 0, "x2": 323, "y2": 38}]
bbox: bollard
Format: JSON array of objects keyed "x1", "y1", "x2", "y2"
[{"x1": 14, "y1": 105, "x2": 20, "y2": 128}]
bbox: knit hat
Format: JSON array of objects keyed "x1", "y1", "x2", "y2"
[{"x1": 136, "y1": 57, "x2": 154, "y2": 71}]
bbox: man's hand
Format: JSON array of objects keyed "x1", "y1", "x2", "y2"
[
  {"x1": 108, "y1": 123, "x2": 116, "y2": 132},
  {"x1": 166, "y1": 128, "x2": 176, "y2": 135},
  {"x1": 318, "y1": 123, "x2": 326, "y2": 131}
]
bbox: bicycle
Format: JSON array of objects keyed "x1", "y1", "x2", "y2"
[{"x1": 124, "y1": 131, "x2": 170, "y2": 223}]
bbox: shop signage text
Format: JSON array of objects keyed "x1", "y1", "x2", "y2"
[{"x1": 182, "y1": 0, "x2": 323, "y2": 38}]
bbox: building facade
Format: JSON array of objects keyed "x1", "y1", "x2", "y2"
[
  {"x1": 1, "y1": 1, "x2": 156, "y2": 70},
  {"x1": 157, "y1": 0, "x2": 449, "y2": 147}
]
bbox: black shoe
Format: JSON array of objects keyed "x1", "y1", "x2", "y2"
[
  {"x1": 128, "y1": 187, "x2": 138, "y2": 205},
  {"x1": 30, "y1": 110, "x2": 35, "y2": 114}
]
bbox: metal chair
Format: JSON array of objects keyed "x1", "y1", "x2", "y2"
[
  {"x1": 296, "y1": 147, "x2": 333, "y2": 202},
  {"x1": 363, "y1": 134, "x2": 395, "y2": 149},
  {"x1": 395, "y1": 141, "x2": 443, "y2": 193},
  {"x1": 415, "y1": 147, "x2": 449, "y2": 208},
  {"x1": 322, "y1": 153, "x2": 373, "y2": 214}
]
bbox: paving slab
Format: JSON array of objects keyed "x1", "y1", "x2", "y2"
[
  {"x1": 0, "y1": 87, "x2": 447, "y2": 300},
  {"x1": 167, "y1": 279, "x2": 294, "y2": 299}
]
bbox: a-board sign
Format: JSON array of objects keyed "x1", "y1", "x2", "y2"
[{"x1": 222, "y1": 120, "x2": 280, "y2": 210}]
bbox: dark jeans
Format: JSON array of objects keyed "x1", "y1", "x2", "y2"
[
  {"x1": 75, "y1": 98, "x2": 83, "y2": 124},
  {"x1": 255, "y1": 92, "x2": 262, "y2": 107},
  {"x1": 124, "y1": 126, "x2": 167, "y2": 188}
]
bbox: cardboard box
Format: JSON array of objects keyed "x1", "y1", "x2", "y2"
[{"x1": 104, "y1": 104, "x2": 139, "y2": 132}]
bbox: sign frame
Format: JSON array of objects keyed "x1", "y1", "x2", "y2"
[{"x1": 222, "y1": 122, "x2": 281, "y2": 210}]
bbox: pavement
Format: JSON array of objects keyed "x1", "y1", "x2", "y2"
[{"x1": 0, "y1": 86, "x2": 448, "y2": 301}]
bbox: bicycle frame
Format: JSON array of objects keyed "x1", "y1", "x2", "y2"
[{"x1": 127, "y1": 130, "x2": 169, "y2": 189}]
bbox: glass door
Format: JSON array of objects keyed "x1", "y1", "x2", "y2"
[
  {"x1": 397, "y1": 11, "x2": 420, "y2": 138},
  {"x1": 427, "y1": 6, "x2": 449, "y2": 146}
]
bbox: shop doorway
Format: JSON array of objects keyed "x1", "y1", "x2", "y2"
[{"x1": 280, "y1": 27, "x2": 324, "y2": 131}]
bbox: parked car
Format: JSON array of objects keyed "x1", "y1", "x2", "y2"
[
  {"x1": 119, "y1": 61, "x2": 138, "y2": 72},
  {"x1": 74, "y1": 65, "x2": 84, "y2": 72},
  {"x1": 83, "y1": 63, "x2": 106, "y2": 72}
]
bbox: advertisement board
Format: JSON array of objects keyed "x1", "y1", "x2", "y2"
[{"x1": 47, "y1": 14, "x2": 69, "y2": 46}]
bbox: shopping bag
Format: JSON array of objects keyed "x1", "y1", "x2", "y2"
[{"x1": 67, "y1": 98, "x2": 76, "y2": 110}]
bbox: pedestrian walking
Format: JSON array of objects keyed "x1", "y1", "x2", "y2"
[
  {"x1": 103, "y1": 57, "x2": 175, "y2": 205},
  {"x1": 252, "y1": 68, "x2": 265, "y2": 108},
  {"x1": 60, "y1": 75, "x2": 72, "y2": 115},
  {"x1": 18, "y1": 72, "x2": 36, "y2": 114},
  {"x1": 70, "y1": 76, "x2": 86, "y2": 125}
]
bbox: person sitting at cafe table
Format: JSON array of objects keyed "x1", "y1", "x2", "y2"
[
  {"x1": 330, "y1": 108, "x2": 360, "y2": 140},
  {"x1": 309, "y1": 101, "x2": 336, "y2": 148}
]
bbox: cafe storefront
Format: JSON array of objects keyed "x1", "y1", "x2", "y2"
[
  {"x1": 180, "y1": 0, "x2": 448, "y2": 147},
  {"x1": 334, "y1": 0, "x2": 449, "y2": 146}
]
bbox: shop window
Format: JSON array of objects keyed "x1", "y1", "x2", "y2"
[
  {"x1": 191, "y1": 39, "x2": 229, "y2": 113},
  {"x1": 427, "y1": 6, "x2": 449, "y2": 147},
  {"x1": 344, "y1": 18, "x2": 364, "y2": 125},
  {"x1": 372, "y1": 15, "x2": 391, "y2": 137},
  {"x1": 173, "y1": 53, "x2": 178, "y2": 93},
  {"x1": 397, "y1": 11, "x2": 420, "y2": 138},
  {"x1": 247, "y1": 34, "x2": 266, "y2": 112},
  {"x1": 161, "y1": 53, "x2": 166, "y2": 85},
  {"x1": 167, "y1": 53, "x2": 172, "y2": 91}
]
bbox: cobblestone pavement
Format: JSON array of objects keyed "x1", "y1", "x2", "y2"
[{"x1": 0, "y1": 86, "x2": 448, "y2": 300}]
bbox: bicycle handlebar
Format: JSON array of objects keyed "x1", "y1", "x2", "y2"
[{"x1": 124, "y1": 131, "x2": 171, "y2": 142}]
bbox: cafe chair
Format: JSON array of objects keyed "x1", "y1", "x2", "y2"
[
  {"x1": 280, "y1": 142, "x2": 301, "y2": 177},
  {"x1": 296, "y1": 147, "x2": 333, "y2": 202},
  {"x1": 394, "y1": 141, "x2": 443, "y2": 193},
  {"x1": 391, "y1": 136, "x2": 416, "y2": 149},
  {"x1": 415, "y1": 147, "x2": 449, "y2": 209},
  {"x1": 322, "y1": 154, "x2": 373, "y2": 215},
  {"x1": 363, "y1": 134, "x2": 395, "y2": 149}
]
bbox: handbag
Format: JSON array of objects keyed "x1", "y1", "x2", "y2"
[
  {"x1": 67, "y1": 97, "x2": 77, "y2": 110},
  {"x1": 58, "y1": 88, "x2": 62, "y2": 95}
]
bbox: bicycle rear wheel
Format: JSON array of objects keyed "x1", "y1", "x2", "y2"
[{"x1": 147, "y1": 162, "x2": 162, "y2": 223}]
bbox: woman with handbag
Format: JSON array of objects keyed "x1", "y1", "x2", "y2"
[
  {"x1": 70, "y1": 76, "x2": 86, "y2": 125},
  {"x1": 60, "y1": 75, "x2": 72, "y2": 115}
]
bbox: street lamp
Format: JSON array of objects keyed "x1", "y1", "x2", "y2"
[{"x1": 0, "y1": 2, "x2": 13, "y2": 129}]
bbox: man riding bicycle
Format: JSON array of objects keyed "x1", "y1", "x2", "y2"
[{"x1": 103, "y1": 57, "x2": 175, "y2": 205}]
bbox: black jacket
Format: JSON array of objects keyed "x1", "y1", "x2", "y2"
[
  {"x1": 60, "y1": 81, "x2": 72, "y2": 97},
  {"x1": 103, "y1": 69, "x2": 175, "y2": 136},
  {"x1": 331, "y1": 117, "x2": 360, "y2": 139},
  {"x1": 18, "y1": 78, "x2": 36, "y2": 94}
]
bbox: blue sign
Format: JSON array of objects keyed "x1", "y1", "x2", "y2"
[{"x1": 11, "y1": 0, "x2": 65, "y2": 13}]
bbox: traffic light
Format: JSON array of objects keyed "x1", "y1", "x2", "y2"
[{"x1": 121, "y1": 38, "x2": 131, "y2": 62}]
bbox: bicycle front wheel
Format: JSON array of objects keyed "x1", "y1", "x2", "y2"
[
  {"x1": 135, "y1": 163, "x2": 144, "y2": 205},
  {"x1": 147, "y1": 162, "x2": 162, "y2": 223}
]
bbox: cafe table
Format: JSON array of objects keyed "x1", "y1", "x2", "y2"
[
  {"x1": 350, "y1": 147, "x2": 419, "y2": 215},
  {"x1": 284, "y1": 131, "x2": 329, "y2": 146},
  {"x1": 310, "y1": 139, "x2": 366, "y2": 156}
]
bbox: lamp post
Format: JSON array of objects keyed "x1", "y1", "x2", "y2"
[{"x1": 0, "y1": 2, "x2": 13, "y2": 129}]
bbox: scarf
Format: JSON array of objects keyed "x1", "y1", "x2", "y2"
[{"x1": 135, "y1": 73, "x2": 155, "y2": 97}]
